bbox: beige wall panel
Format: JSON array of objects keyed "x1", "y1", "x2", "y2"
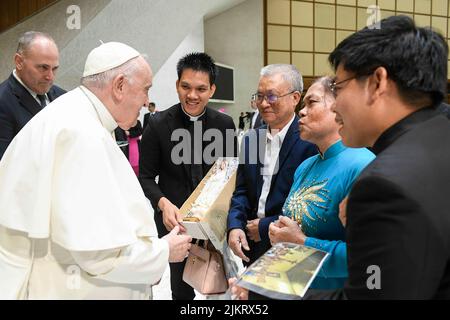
[
  {"x1": 447, "y1": 18, "x2": 450, "y2": 38},
  {"x1": 267, "y1": 25, "x2": 291, "y2": 50},
  {"x1": 415, "y1": 0, "x2": 431, "y2": 15},
  {"x1": 448, "y1": 60, "x2": 450, "y2": 80},
  {"x1": 292, "y1": 52, "x2": 313, "y2": 76},
  {"x1": 292, "y1": 27, "x2": 314, "y2": 51},
  {"x1": 381, "y1": 10, "x2": 396, "y2": 20},
  {"x1": 337, "y1": 0, "x2": 356, "y2": 5},
  {"x1": 267, "y1": 51, "x2": 291, "y2": 65},
  {"x1": 337, "y1": 5, "x2": 357, "y2": 30},
  {"x1": 314, "y1": 53, "x2": 333, "y2": 76},
  {"x1": 315, "y1": 29, "x2": 336, "y2": 53},
  {"x1": 432, "y1": 16, "x2": 447, "y2": 37},
  {"x1": 397, "y1": 12, "x2": 413, "y2": 19},
  {"x1": 315, "y1": 3, "x2": 335, "y2": 28},
  {"x1": 337, "y1": 30, "x2": 354, "y2": 45},
  {"x1": 397, "y1": 0, "x2": 414, "y2": 12},
  {"x1": 292, "y1": 1, "x2": 313, "y2": 26},
  {"x1": 432, "y1": 0, "x2": 448, "y2": 16},
  {"x1": 357, "y1": 0, "x2": 376, "y2": 8},
  {"x1": 414, "y1": 14, "x2": 431, "y2": 27},
  {"x1": 378, "y1": 0, "x2": 395, "y2": 10},
  {"x1": 357, "y1": 7, "x2": 369, "y2": 30},
  {"x1": 267, "y1": 0, "x2": 290, "y2": 24},
  {"x1": 317, "y1": 0, "x2": 334, "y2": 3},
  {"x1": 396, "y1": 12, "x2": 414, "y2": 20}
]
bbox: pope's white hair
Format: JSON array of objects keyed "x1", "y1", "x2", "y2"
[{"x1": 81, "y1": 54, "x2": 148, "y2": 89}]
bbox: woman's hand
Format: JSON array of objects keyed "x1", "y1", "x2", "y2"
[{"x1": 269, "y1": 216, "x2": 305, "y2": 245}]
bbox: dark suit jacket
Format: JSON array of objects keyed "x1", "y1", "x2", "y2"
[
  {"x1": 307, "y1": 108, "x2": 450, "y2": 300},
  {"x1": 227, "y1": 117, "x2": 317, "y2": 263},
  {"x1": 0, "y1": 74, "x2": 65, "y2": 159},
  {"x1": 143, "y1": 112, "x2": 151, "y2": 130},
  {"x1": 139, "y1": 103, "x2": 237, "y2": 236},
  {"x1": 437, "y1": 102, "x2": 450, "y2": 119}
]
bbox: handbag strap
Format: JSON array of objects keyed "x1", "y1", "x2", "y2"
[{"x1": 194, "y1": 239, "x2": 209, "y2": 250}]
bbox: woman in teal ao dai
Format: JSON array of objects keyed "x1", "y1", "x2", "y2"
[{"x1": 269, "y1": 77, "x2": 375, "y2": 289}]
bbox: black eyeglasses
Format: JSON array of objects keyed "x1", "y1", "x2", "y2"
[{"x1": 254, "y1": 91, "x2": 297, "y2": 104}]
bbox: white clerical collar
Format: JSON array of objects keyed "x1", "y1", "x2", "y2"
[
  {"x1": 266, "y1": 114, "x2": 295, "y2": 144},
  {"x1": 181, "y1": 105, "x2": 206, "y2": 121},
  {"x1": 79, "y1": 86, "x2": 118, "y2": 133},
  {"x1": 13, "y1": 69, "x2": 47, "y2": 102}
]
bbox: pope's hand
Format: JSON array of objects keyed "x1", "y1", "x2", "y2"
[
  {"x1": 163, "y1": 226, "x2": 192, "y2": 263},
  {"x1": 228, "y1": 229, "x2": 250, "y2": 263},
  {"x1": 158, "y1": 197, "x2": 186, "y2": 232}
]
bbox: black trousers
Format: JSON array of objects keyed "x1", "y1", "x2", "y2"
[{"x1": 169, "y1": 260, "x2": 196, "y2": 300}]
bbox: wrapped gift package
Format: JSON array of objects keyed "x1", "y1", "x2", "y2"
[{"x1": 180, "y1": 157, "x2": 238, "y2": 252}]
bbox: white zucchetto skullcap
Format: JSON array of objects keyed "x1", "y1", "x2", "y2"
[{"x1": 83, "y1": 42, "x2": 140, "y2": 77}]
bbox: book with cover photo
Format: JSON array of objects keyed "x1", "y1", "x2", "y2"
[{"x1": 235, "y1": 242, "x2": 329, "y2": 300}]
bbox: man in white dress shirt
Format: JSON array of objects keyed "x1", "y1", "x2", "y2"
[
  {"x1": 227, "y1": 65, "x2": 317, "y2": 288},
  {"x1": 0, "y1": 42, "x2": 191, "y2": 300}
]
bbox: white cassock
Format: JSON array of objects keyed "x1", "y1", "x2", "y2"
[{"x1": 0, "y1": 86, "x2": 169, "y2": 300}]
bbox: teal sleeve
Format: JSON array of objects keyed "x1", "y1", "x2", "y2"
[{"x1": 305, "y1": 237, "x2": 348, "y2": 278}]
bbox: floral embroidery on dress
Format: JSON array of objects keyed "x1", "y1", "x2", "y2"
[{"x1": 283, "y1": 178, "x2": 330, "y2": 233}]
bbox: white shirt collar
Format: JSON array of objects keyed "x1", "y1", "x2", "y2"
[
  {"x1": 251, "y1": 109, "x2": 259, "y2": 127},
  {"x1": 181, "y1": 105, "x2": 206, "y2": 121},
  {"x1": 13, "y1": 69, "x2": 47, "y2": 101},
  {"x1": 80, "y1": 86, "x2": 118, "y2": 134},
  {"x1": 266, "y1": 114, "x2": 296, "y2": 144}
]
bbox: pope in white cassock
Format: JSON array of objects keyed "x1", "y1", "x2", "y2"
[{"x1": 0, "y1": 42, "x2": 192, "y2": 299}]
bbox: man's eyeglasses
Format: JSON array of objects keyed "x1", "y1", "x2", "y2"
[
  {"x1": 329, "y1": 76, "x2": 359, "y2": 95},
  {"x1": 329, "y1": 72, "x2": 374, "y2": 96},
  {"x1": 254, "y1": 91, "x2": 297, "y2": 104}
]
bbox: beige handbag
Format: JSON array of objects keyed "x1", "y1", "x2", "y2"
[{"x1": 182, "y1": 240, "x2": 228, "y2": 295}]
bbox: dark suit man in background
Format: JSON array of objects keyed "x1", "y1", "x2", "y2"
[
  {"x1": 227, "y1": 64, "x2": 317, "y2": 272},
  {"x1": 143, "y1": 101, "x2": 156, "y2": 130},
  {"x1": 0, "y1": 31, "x2": 65, "y2": 160},
  {"x1": 249, "y1": 95, "x2": 264, "y2": 129},
  {"x1": 307, "y1": 15, "x2": 450, "y2": 299},
  {"x1": 139, "y1": 52, "x2": 237, "y2": 300}
]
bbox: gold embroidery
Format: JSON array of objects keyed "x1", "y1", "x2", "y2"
[{"x1": 284, "y1": 179, "x2": 330, "y2": 232}]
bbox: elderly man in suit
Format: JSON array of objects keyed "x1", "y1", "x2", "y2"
[
  {"x1": 227, "y1": 64, "x2": 317, "y2": 277},
  {"x1": 0, "y1": 31, "x2": 65, "y2": 160}
]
